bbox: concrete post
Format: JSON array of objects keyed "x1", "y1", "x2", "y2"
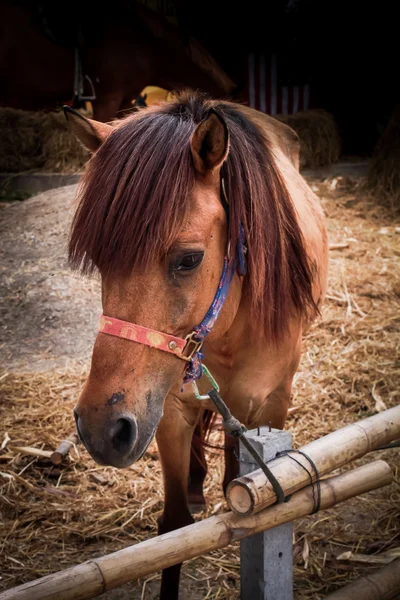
[{"x1": 240, "y1": 427, "x2": 293, "y2": 600}]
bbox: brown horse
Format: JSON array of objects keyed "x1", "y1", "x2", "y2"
[
  {"x1": 0, "y1": 2, "x2": 235, "y2": 122},
  {"x1": 65, "y1": 91, "x2": 328, "y2": 599}
]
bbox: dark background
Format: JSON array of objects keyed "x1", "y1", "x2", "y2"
[
  {"x1": 3, "y1": 0, "x2": 399, "y2": 156},
  {"x1": 171, "y1": 0, "x2": 398, "y2": 155}
]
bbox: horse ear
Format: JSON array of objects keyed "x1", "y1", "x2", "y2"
[
  {"x1": 63, "y1": 106, "x2": 113, "y2": 152},
  {"x1": 190, "y1": 108, "x2": 229, "y2": 176}
]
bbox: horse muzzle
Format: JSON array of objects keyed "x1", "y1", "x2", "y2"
[{"x1": 74, "y1": 407, "x2": 152, "y2": 468}]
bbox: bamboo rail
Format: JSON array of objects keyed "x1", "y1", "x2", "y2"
[
  {"x1": 324, "y1": 558, "x2": 400, "y2": 600},
  {"x1": 0, "y1": 460, "x2": 392, "y2": 600},
  {"x1": 227, "y1": 405, "x2": 400, "y2": 515}
]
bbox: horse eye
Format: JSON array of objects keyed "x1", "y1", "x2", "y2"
[{"x1": 174, "y1": 252, "x2": 204, "y2": 272}]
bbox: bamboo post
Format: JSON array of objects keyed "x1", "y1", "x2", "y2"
[
  {"x1": 0, "y1": 460, "x2": 392, "y2": 600},
  {"x1": 51, "y1": 433, "x2": 80, "y2": 466},
  {"x1": 239, "y1": 428, "x2": 293, "y2": 600},
  {"x1": 324, "y1": 558, "x2": 400, "y2": 600},
  {"x1": 227, "y1": 404, "x2": 400, "y2": 515}
]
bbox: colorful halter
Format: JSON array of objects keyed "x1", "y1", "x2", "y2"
[{"x1": 98, "y1": 175, "x2": 246, "y2": 386}]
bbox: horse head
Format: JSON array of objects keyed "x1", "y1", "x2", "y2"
[{"x1": 64, "y1": 99, "x2": 241, "y2": 468}]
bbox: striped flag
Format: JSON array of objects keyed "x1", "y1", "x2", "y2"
[{"x1": 244, "y1": 52, "x2": 310, "y2": 115}]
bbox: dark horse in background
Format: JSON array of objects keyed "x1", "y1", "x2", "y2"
[{"x1": 0, "y1": 1, "x2": 236, "y2": 122}]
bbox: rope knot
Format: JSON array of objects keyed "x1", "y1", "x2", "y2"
[{"x1": 222, "y1": 416, "x2": 246, "y2": 437}]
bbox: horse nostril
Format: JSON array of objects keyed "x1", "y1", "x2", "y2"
[{"x1": 110, "y1": 417, "x2": 137, "y2": 454}]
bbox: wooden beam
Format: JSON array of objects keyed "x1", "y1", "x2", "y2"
[{"x1": 51, "y1": 433, "x2": 80, "y2": 465}]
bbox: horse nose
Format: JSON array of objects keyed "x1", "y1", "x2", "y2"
[
  {"x1": 109, "y1": 416, "x2": 137, "y2": 454},
  {"x1": 73, "y1": 407, "x2": 138, "y2": 465}
]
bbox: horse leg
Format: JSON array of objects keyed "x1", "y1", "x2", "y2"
[
  {"x1": 156, "y1": 396, "x2": 202, "y2": 600},
  {"x1": 187, "y1": 422, "x2": 208, "y2": 513},
  {"x1": 222, "y1": 433, "x2": 239, "y2": 496},
  {"x1": 187, "y1": 409, "x2": 216, "y2": 513}
]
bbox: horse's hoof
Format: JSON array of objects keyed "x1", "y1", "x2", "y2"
[{"x1": 188, "y1": 488, "x2": 207, "y2": 514}]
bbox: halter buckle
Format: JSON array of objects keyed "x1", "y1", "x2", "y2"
[{"x1": 180, "y1": 332, "x2": 203, "y2": 362}]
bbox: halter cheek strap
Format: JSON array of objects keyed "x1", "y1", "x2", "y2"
[{"x1": 182, "y1": 256, "x2": 236, "y2": 384}]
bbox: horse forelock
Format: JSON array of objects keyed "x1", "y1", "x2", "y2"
[{"x1": 69, "y1": 91, "x2": 316, "y2": 340}]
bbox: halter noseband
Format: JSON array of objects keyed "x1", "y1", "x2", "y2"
[{"x1": 98, "y1": 174, "x2": 246, "y2": 386}]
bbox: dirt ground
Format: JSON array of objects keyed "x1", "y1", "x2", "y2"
[
  {"x1": 0, "y1": 184, "x2": 101, "y2": 372},
  {"x1": 0, "y1": 173, "x2": 399, "y2": 599}
]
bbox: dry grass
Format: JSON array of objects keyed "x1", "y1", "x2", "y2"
[
  {"x1": 0, "y1": 179, "x2": 399, "y2": 599},
  {"x1": 276, "y1": 110, "x2": 341, "y2": 169},
  {"x1": 0, "y1": 108, "x2": 89, "y2": 174}
]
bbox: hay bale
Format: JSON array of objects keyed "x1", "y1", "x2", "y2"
[
  {"x1": 0, "y1": 107, "x2": 89, "y2": 174},
  {"x1": 275, "y1": 109, "x2": 341, "y2": 169},
  {"x1": 0, "y1": 105, "x2": 341, "y2": 174},
  {"x1": 0, "y1": 108, "x2": 47, "y2": 172},
  {"x1": 366, "y1": 105, "x2": 400, "y2": 210},
  {"x1": 42, "y1": 111, "x2": 89, "y2": 173}
]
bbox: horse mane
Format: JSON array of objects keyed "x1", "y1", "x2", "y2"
[{"x1": 69, "y1": 91, "x2": 316, "y2": 339}]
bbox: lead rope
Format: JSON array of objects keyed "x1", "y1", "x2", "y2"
[
  {"x1": 192, "y1": 369, "x2": 286, "y2": 504},
  {"x1": 192, "y1": 367, "x2": 322, "y2": 510},
  {"x1": 275, "y1": 449, "x2": 321, "y2": 514}
]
